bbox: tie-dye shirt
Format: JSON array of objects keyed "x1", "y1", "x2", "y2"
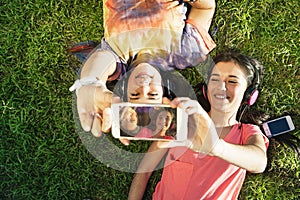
[{"x1": 102, "y1": 0, "x2": 216, "y2": 70}]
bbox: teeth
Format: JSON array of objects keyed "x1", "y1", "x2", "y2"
[{"x1": 215, "y1": 95, "x2": 227, "y2": 99}]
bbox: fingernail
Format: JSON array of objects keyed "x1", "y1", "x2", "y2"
[
  {"x1": 95, "y1": 131, "x2": 102, "y2": 137},
  {"x1": 83, "y1": 126, "x2": 91, "y2": 132},
  {"x1": 95, "y1": 113, "x2": 103, "y2": 120}
]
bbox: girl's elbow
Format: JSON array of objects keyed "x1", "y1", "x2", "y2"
[{"x1": 250, "y1": 157, "x2": 268, "y2": 173}]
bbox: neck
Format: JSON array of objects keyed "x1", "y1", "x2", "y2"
[
  {"x1": 209, "y1": 110, "x2": 238, "y2": 128},
  {"x1": 153, "y1": 128, "x2": 166, "y2": 137},
  {"x1": 125, "y1": 126, "x2": 141, "y2": 135}
]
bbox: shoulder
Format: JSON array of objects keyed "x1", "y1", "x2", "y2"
[
  {"x1": 241, "y1": 123, "x2": 269, "y2": 147},
  {"x1": 240, "y1": 123, "x2": 263, "y2": 139},
  {"x1": 241, "y1": 123, "x2": 261, "y2": 132}
]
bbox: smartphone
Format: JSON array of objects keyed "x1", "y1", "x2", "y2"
[
  {"x1": 111, "y1": 103, "x2": 188, "y2": 141},
  {"x1": 262, "y1": 115, "x2": 295, "y2": 138}
]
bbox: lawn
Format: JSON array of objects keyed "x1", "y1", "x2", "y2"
[{"x1": 1, "y1": 0, "x2": 299, "y2": 199}]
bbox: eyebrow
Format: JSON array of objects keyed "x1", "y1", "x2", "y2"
[{"x1": 211, "y1": 73, "x2": 240, "y2": 79}]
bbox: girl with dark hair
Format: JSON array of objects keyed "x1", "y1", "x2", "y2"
[
  {"x1": 204, "y1": 50, "x2": 264, "y2": 125},
  {"x1": 203, "y1": 50, "x2": 299, "y2": 154},
  {"x1": 128, "y1": 51, "x2": 270, "y2": 199},
  {"x1": 113, "y1": 52, "x2": 197, "y2": 103},
  {"x1": 147, "y1": 108, "x2": 175, "y2": 140}
]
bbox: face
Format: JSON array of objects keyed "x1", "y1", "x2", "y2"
[
  {"x1": 127, "y1": 63, "x2": 163, "y2": 104},
  {"x1": 207, "y1": 61, "x2": 248, "y2": 114},
  {"x1": 120, "y1": 107, "x2": 138, "y2": 131},
  {"x1": 155, "y1": 111, "x2": 173, "y2": 130}
]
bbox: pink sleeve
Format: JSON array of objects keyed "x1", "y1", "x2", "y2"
[
  {"x1": 242, "y1": 124, "x2": 269, "y2": 148},
  {"x1": 135, "y1": 127, "x2": 153, "y2": 138}
]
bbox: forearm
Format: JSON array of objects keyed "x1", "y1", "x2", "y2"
[
  {"x1": 189, "y1": 0, "x2": 216, "y2": 9},
  {"x1": 188, "y1": 0, "x2": 216, "y2": 31},
  {"x1": 128, "y1": 142, "x2": 168, "y2": 199},
  {"x1": 80, "y1": 50, "x2": 117, "y2": 83},
  {"x1": 190, "y1": 114, "x2": 267, "y2": 173},
  {"x1": 211, "y1": 138, "x2": 267, "y2": 173},
  {"x1": 128, "y1": 172, "x2": 152, "y2": 200}
]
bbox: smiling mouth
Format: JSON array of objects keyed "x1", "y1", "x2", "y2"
[
  {"x1": 130, "y1": 118, "x2": 137, "y2": 122},
  {"x1": 215, "y1": 95, "x2": 229, "y2": 100},
  {"x1": 135, "y1": 73, "x2": 153, "y2": 79},
  {"x1": 158, "y1": 122, "x2": 168, "y2": 127}
]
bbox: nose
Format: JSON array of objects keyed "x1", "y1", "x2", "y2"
[
  {"x1": 139, "y1": 85, "x2": 151, "y2": 98},
  {"x1": 136, "y1": 75, "x2": 151, "y2": 86},
  {"x1": 220, "y1": 81, "x2": 226, "y2": 91},
  {"x1": 130, "y1": 114, "x2": 135, "y2": 121}
]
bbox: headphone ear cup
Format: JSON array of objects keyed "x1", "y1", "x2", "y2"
[
  {"x1": 197, "y1": 83, "x2": 210, "y2": 112},
  {"x1": 243, "y1": 86, "x2": 259, "y2": 106}
]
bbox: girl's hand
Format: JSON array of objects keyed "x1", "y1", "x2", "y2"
[
  {"x1": 76, "y1": 85, "x2": 113, "y2": 137},
  {"x1": 159, "y1": 97, "x2": 220, "y2": 154}
]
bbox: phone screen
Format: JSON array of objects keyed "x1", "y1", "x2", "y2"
[
  {"x1": 113, "y1": 103, "x2": 186, "y2": 141},
  {"x1": 268, "y1": 117, "x2": 290, "y2": 136}
]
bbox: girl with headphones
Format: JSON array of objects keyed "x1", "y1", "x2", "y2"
[{"x1": 128, "y1": 50, "x2": 269, "y2": 200}]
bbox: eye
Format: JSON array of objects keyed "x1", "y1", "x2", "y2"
[
  {"x1": 149, "y1": 93, "x2": 158, "y2": 96},
  {"x1": 129, "y1": 93, "x2": 140, "y2": 100},
  {"x1": 228, "y1": 80, "x2": 238, "y2": 84},
  {"x1": 211, "y1": 78, "x2": 219, "y2": 82},
  {"x1": 147, "y1": 93, "x2": 159, "y2": 100}
]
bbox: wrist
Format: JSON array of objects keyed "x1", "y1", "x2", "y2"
[
  {"x1": 69, "y1": 77, "x2": 106, "y2": 96},
  {"x1": 209, "y1": 139, "x2": 225, "y2": 157}
]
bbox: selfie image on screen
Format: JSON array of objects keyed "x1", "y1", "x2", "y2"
[{"x1": 119, "y1": 105, "x2": 177, "y2": 140}]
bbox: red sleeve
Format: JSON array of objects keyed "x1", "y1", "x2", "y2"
[{"x1": 242, "y1": 124, "x2": 269, "y2": 149}]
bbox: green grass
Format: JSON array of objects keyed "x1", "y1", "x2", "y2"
[{"x1": 1, "y1": 0, "x2": 299, "y2": 199}]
